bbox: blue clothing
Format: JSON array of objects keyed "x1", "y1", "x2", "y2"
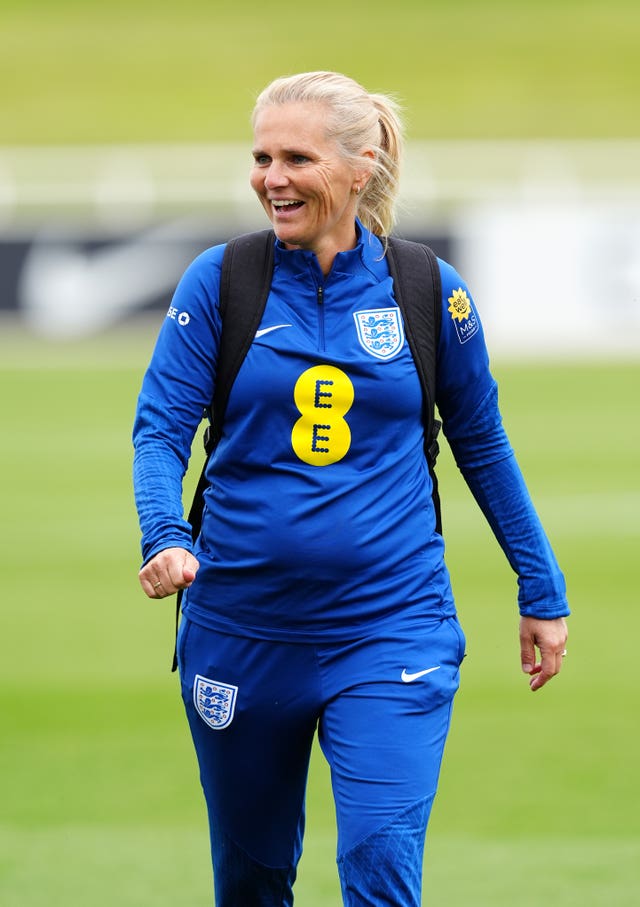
[
  {"x1": 177, "y1": 613, "x2": 464, "y2": 906},
  {"x1": 133, "y1": 222, "x2": 568, "y2": 906},
  {"x1": 133, "y1": 224, "x2": 568, "y2": 636}
]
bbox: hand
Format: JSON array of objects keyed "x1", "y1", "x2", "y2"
[
  {"x1": 519, "y1": 616, "x2": 568, "y2": 692},
  {"x1": 139, "y1": 547, "x2": 200, "y2": 599}
]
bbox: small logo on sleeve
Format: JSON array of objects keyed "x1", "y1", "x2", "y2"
[
  {"x1": 447, "y1": 288, "x2": 479, "y2": 344},
  {"x1": 167, "y1": 306, "x2": 191, "y2": 326}
]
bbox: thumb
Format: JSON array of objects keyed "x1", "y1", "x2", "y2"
[{"x1": 182, "y1": 553, "x2": 199, "y2": 585}]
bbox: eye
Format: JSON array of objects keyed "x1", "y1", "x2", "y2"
[
  {"x1": 291, "y1": 154, "x2": 310, "y2": 165},
  {"x1": 253, "y1": 153, "x2": 271, "y2": 166}
]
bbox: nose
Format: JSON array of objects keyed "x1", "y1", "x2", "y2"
[{"x1": 263, "y1": 160, "x2": 289, "y2": 190}]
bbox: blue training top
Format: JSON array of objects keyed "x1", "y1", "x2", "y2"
[{"x1": 133, "y1": 224, "x2": 568, "y2": 641}]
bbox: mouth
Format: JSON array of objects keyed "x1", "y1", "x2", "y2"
[{"x1": 271, "y1": 199, "x2": 305, "y2": 214}]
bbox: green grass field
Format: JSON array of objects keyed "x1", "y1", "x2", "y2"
[
  {"x1": 1, "y1": 0, "x2": 639, "y2": 902},
  {"x1": 1, "y1": 327, "x2": 639, "y2": 905},
  {"x1": 1, "y1": 0, "x2": 639, "y2": 143}
]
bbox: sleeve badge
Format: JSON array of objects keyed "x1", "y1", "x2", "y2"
[{"x1": 447, "y1": 288, "x2": 479, "y2": 344}]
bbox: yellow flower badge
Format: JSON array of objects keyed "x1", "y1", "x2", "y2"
[{"x1": 448, "y1": 288, "x2": 471, "y2": 322}]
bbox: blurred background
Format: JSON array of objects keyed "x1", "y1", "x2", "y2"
[{"x1": 1, "y1": 1, "x2": 639, "y2": 905}]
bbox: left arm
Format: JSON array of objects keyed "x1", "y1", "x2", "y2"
[
  {"x1": 452, "y1": 427, "x2": 568, "y2": 690},
  {"x1": 435, "y1": 261, "x2": 569, "y2": 690}
]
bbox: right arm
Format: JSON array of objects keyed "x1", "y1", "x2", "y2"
[{"x1": 132, "y1": 245, "x2": 226, "y2": 596}]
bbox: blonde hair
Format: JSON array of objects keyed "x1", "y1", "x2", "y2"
[{"x1": 252, "y1": 71, "x2": 404, "y2": 238}]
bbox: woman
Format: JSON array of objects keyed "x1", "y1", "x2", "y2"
[{"x1": 133, "y1": 71, "x2": 569, "y2": 907}]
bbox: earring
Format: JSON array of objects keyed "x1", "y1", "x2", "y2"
[{"x1": 354, "y1": 185, "x2": 361, "y2": 195}]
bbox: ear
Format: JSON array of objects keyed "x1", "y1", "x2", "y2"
[{"x1": 354, "y1": 149, "x2": 375, "y2": 190}]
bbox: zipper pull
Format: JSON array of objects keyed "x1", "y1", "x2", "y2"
[{"x1": 317, "y1": 285, "x2": 324, "y2": 305}]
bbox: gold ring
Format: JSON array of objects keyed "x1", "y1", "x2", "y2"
[{"x1": 153, "y1": 581, "x2": 162, "y2": 589}]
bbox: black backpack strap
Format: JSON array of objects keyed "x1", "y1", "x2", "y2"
[
  {"x1": 385, "y1": 236, "x2": 443, "y2": 533},
  {"x1": 181, "y1": 229, "x2": 275, "y2": 549},
  {"x1": 210, "y1": 229, "x2": 276, "y2": 448},
  {"x1": 171, "y1": 229, "x2": 275, "y2": 671}
]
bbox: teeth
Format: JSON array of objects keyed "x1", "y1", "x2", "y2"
[{"x1": 272, "y1": 200, "x2": 301, "y2": 208}]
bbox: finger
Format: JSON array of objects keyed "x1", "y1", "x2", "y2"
[
  {"x1": 139, "y1": 571, "x2": 166, "y2": 599},
  {"x1": 164, "y1": 552, "x2": 199, "y2": 591},
  {"x1": 151, "y1": 561, "x2": 182, "y2": 595},
  {"x1": 159, "y1": 550, "x2": 198, "y2": 591},
  {"x1": 138, "y1": 548, "x2": 197, "y2": 599},
  {"x1": 520, "y1": 637, "x2": 536, "y2": 675},
  {"x1": 182, "y1": 553, "x2": 200, "y2": 586},
  {"x1": 182, "y1": 564, "x2": 196, "y2": 585},
  {"x1": 530, "y1": 667, "x2": 556, "y2": 691},
  {"x1": 138, "y1": 560, "x2": 172, "y2": 598},
  {"x1": 529, "y1": 649, "x2": 563, "y2": 691}
]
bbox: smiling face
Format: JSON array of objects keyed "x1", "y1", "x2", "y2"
[{"x1": 250, "y1": 101, "x2": 370, "y2": 274}]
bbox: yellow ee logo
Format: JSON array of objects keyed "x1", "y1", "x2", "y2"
[{"x1": 291, "y1": 365, "x2": 354, "y2": 466}]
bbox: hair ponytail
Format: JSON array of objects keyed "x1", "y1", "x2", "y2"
[{"x1": 360, "y1": 95, "x2": 403, "y2": 237}]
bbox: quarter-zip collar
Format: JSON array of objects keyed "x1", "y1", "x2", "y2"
[
  {"x1": 272, "y1": 220, "x2": 387, "y2": 284},
  {"x1": 270, "y1": 221, "x2": 390, "y2": 354}
]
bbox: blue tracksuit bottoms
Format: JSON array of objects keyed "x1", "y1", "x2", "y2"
[{"x1": 177, "y1": 614, "x2": 466, "y2": 906}]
